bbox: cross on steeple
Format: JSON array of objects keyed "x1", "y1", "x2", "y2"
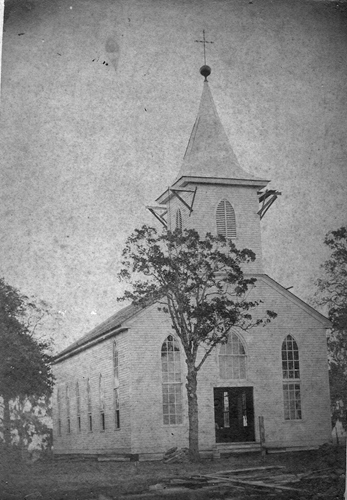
[{"x1": 195, "y1": 30, "x2": 213, "y2": 65}]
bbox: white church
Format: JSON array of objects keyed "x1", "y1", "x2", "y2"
[{"x1": 53, "y1": 65, "x2": 332, "y2": 460}]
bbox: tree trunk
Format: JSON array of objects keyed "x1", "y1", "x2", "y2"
[
  {"x1": 186, "y1": 364, "x2": 200, "y2": 461},
  {"x1": 2, "y1": 394, "x2": 11, "y2": 450}
]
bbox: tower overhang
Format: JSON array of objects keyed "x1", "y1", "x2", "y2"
[{"x1": 156, "y1": 175, "x2": 270, "y2": 205}]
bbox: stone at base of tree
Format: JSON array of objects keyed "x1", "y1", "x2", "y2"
[
  {"x1": 149, "y1": 483, "x2": 166, "y2": 491},
  {"x1": 163, "y1": 447, "x2": 189, "y2": 463},
  {"x1": 24, "y1": 492, "x2": 42, "y2": 499},
  {"x1": 98, "y1": 494, "x2": 114, "y2": 500},
  {"x1": 29, "y1": 450, "x2": 42, "y2": 463}
]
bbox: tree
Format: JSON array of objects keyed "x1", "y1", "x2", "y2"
[
  {"x1": 0, "y1": 278, "x2": 54, "y2": 454},
  {"x1": 316, "y1": 227, "x2": 347, "y2": 428},
  {"x1": 118, "y1": 226, "x2": 276, "y2": 461}
]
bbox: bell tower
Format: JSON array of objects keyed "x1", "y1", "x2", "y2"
[{"x1": 148, "y1": 66, "x2": 280, "y2": 274}]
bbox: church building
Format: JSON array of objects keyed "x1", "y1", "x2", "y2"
[{"x1": 53, "y1": 66, "x2": 332, "y2": 460}]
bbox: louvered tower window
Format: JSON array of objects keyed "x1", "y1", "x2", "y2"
[
  {"x1": 176, "y1": 209, "x2": 182, "y2": 232},
  {"x1": 216, "y1": 200, "x2": 236, "y2": 238}
]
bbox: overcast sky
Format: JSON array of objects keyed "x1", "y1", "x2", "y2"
[{"x1": 1, "y1": 0, "x2": 346, "y2": 351}]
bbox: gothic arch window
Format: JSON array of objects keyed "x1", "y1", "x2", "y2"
[
  {"x1": 161, "y1": 335, "x2": 183, "y2": 425},
  {"x1": 113, "y1": 341, "x2": 120, "y2": 429},
  {"x1": 76, "y1": 381, "x2": 81, "y2": 432},
  {"x1": 282, "y1": 335, "x2": 302, "y2": 420},
  {"x1": 216, "y1": 199, "x2": 236, "y2": 239},
  {"x1": 99, "y1": 374, "x2": 106, "y2": 431},
  {"x1": 219, "y1": 332, "x2": 246, "y2": 379},
  {"x1": 176, "y1": 209, "x2": 182, "y2": 232},
  {"x1": 66, "y1": 383, "x2": 71, "y2": 434}
]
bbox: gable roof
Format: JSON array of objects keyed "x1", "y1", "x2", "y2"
[
  {"x1": 255, "y1": 274, "x2": 331, "y2": 327},
  {"x1": 54, "y1": 303, "x2": 143, "y2": 363}
]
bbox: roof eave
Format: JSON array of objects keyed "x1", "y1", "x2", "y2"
[
  {"x1": 156, "y1": 175, "x2": 270, "y2": 205},
  {"x1": 252, "y1": 274, "x2": 332, "y2": 327},
  {"x1": 53, "y1": 326, "x2": 128, "y2": 364}
]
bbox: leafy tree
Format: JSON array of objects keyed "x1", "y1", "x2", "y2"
[
  {"x1": 118, "y1": 226, "x2": 276, "y2": 461},
  {"x1": 316, "y1": 227, "x2": 347, "y2": 428},
  {"x1": 0, "y1": 278, "x2": 54, "y2": 453}
]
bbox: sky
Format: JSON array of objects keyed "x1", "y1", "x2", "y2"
[{"x1": 0, "y1": 0, "x2": 347, "y2": 352}]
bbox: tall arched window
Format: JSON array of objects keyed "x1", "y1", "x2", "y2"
[
  {"x1": 66, "y1": 383, "x2": 71, "y2": 434},
  {"x1": 282, "y1": 335, "x2": 302, "y2": 420},
  {"x1": 76, "y1": 381, "x2": 81, "y2": 432},
  {"x1": 113, "y1": 341, "x2": 120, "y2": 429},
  {"x1": 87, "y1": 378, "x2": 93, "y2": 431},
  {"x1": 219, "y1": 332, "x2": 246, "y2": 379},
  {"x1": 176, "y1": 209, "x2": 182, "y2": 232},
  {"x1": 216, "y1": 200, "x2": 236, "y2": 238},
  {"x1": 57, "y1": 387, "x2": 62, "y2": 436},
  {"x1": 99, "y1": 374, "x2": 106, "y2": 431},
  {"x1": 161, "y1": 335, "x2": 183, "y2": 425}
]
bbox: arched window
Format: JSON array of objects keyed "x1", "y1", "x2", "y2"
[
  {"x1": 113, "y1": 341, "x2": 120, "y2": 429},
  {"x1": 282, "y1": 335, "x2": 302, "y2": 420},
  {"x1": 161, "y1": 335, "x2": 183, "y2": 425},
  {"x1": 216, "y1": 200, "x2": 236, "y2": 238},
  {"x1": 176, "y1": 209, "x2": 182, "y2": 232},
  {"x1": 87, "y1": 378, "x2": 92, "y2": 431},
  {"x1": 57, "y1": 387, "x2": 62, "y2": 436},
  {"x1": 219, "y1": 332, "x2": 246, "y2": 379},
  {"x1": 76, "y1": 381, "x2": 81, "y2": 432},
  {"x1": 66, "y1": 383, "x2": 71, "y2": 434},
  {"x1": 99, "y1": 374, "x2": 106, "y2": 431}
]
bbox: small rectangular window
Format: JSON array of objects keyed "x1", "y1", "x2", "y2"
[
  {"x1": 88, "y1": 413, "x2": 93, "y2": 432},
  {"x1": 66, "y1": 384, "x2": 71, "y2": 434},
  {"x1": 87, "y1": 379, "x2": 92, "y2": 431},
  {"x1": 76, "y1": 382, "x2": 81, "y2": 432},
  {"x1": 57, "y1": 387, "x2": 62, "y2": 437},
  {"x1": 100, "y1": 411, "x2": 105, "y2": 431},
  {"x1": 114, "y1": 388, "x2": 120, "y2": 429}
]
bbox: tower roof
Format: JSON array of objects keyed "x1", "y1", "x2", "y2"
[{"x1": 174, "y1": 80, "x2": 257, "y2": 182}]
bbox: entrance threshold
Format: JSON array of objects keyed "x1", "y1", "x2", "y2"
[{"x1": 213, "y1": 442, "x2": 262, "y2": 459}]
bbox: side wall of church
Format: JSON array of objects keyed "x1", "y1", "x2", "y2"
[
  {"x1": 53, "y1": 329, "x2": 132, "y2": 455},
  {"x1": 167, "y1": 182, "x2": 263, "y2": 274}
]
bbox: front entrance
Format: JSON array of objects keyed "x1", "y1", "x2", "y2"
[{"x1": 214, "y1": 387, "x2": 255, "y2": 443}]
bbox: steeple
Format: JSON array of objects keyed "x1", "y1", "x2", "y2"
[
  {"x1": 175, "y1": 78, "x2": 255, "y2": 182},
  {"x1": 148, "y1": 66, "x2": 279, "y2": 243}
]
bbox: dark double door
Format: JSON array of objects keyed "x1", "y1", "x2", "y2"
[{"x1": 214, "y1": 387, "x2": 255, "y2": 443}]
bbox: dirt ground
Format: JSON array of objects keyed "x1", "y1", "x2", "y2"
[{"x1": 0, "y1": 445, "x2": 345, "y2": 500}]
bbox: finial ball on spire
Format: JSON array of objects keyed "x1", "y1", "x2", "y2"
[{"x1": 200, "y1": 65, "x2": 211, "y2": 80}]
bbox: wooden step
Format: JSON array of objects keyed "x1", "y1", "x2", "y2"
[{"x1": 213, "y1": 442, "x2": 262, "y2": 458}]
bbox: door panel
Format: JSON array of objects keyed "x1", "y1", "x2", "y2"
[{"x1": 214, "y1": 387, "x2": 255, "y2": 443}]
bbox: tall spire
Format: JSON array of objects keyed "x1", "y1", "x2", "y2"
[{"x1": 175, "y1": 70, "x2": 255, "y2": 181}]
